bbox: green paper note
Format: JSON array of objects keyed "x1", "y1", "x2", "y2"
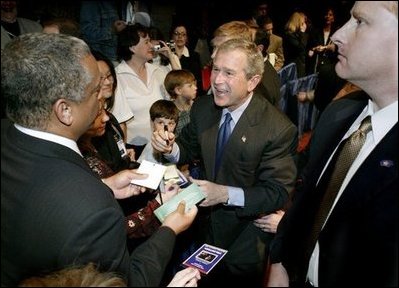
[{"x1": 154, "y1": 183, "x2": 205, "y2": 222}]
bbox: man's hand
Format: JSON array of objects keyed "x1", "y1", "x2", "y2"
[
  {"x1": 190, "y1": 178, "x2": 228, "y2": 207},
  {"x1": 102, "y1": 169, "x2": 147, "y2": 199},
  {"x1": 162, "y1": 201, "x2": 198, "y2": 235},
  {"x1": 126, "y1": 148, "x2": 136, "y2": 161},
  {"x1": 113, "y1": 20, "x2": 127, "y2": 32},
  {"x1": 267, "y1": 263, "x2": 289, "y2": 287},
  {"x1": 167, "y1": 267, "x2": 201, "y2": 287},
  {"x1": 253, "y1": 210, "x2": 285, "y2": 233}
]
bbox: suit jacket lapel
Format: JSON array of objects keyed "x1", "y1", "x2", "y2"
[
  {"x1": 210, "y1": 94, "x2": 264, "y2": 179},
  {"x1": 306, "y1": 93, "x2": 369, "y2": 186},
  {"x1": 202, "y1": 110, "x2": 222, "y2": 179}
]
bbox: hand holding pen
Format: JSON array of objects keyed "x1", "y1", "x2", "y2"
[
  {"x1": 151, "y1": 125, "x2": 175, "y2": 153},
  {"x1": 164, "y1": 124, "x2": 170, "y2": 145}
]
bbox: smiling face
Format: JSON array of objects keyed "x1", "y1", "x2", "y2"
[
  {"x1": 131, "y1": 34, "x2": 154, "y2": 62},
  {"x1": 97, "y1": 60, "x2": 114, "y2": 99},
  {"x1": 211, "y1": 49, "x2": 252, "y2": 111}
]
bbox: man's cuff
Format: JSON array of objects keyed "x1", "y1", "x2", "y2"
[{"x1": 225, "y1": 187, "x2": 244, "y2": 207}]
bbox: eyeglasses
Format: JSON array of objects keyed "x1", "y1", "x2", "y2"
[
  {"x1": 173, "y1": 31, "x2": 187, "y2": 37},
  {"x1": 101, "y1": 73, "x2": 114, "y2": 83}
]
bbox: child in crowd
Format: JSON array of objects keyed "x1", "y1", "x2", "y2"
[
  {"x1": 77, "y1": 96, "x2": 178, "y2": 240},
  {"x1": 164, "y1": 69, "x2": 197, "y2": 137},
  {"x1": 138, "y1": 99, "x2": 179, "y2": 164}
]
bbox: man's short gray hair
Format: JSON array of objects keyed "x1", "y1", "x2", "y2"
[
  {"x1": 215, "y1": 38, "x2": 264, "y2": 79},
  {"x1": 1, "y1": 32, "x2": 92, "y2": 129}
]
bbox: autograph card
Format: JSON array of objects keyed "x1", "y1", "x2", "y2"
[
  {"x1": 130, "y1": 160, "x2": 167, "y2": 190},
  {"x1": 182, "y1": 244, "x2": 228, "y2": 274}
]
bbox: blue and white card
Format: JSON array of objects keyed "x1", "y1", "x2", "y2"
[{"x1": 182, "y1": 243, "x2": 228, "y2": 274}]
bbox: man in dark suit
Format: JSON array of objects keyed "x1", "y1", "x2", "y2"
[
  {"x1": 1, "y1": 33, "x2": 199, "y2": 287},
  {"x1": 267, "y1": 2, "x2": 398, "y2": 286},
  {"x1": 152, "y1": 39, "x2": 297, "y2": 287}
]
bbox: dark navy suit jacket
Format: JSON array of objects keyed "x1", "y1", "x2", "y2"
[
  {"x1": 271, "y1": 92, "x2": 398, "y2": 286},
  {"x1": 177, "y1": 93, "x2": 297, "y2": 274},
  {"x1": 1, "y1": 119, "x2": 176, "y2": 287}
]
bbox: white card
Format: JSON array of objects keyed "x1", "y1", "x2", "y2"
[{"x1": 130, "y1": 160, "x2": 167, "y2": 190}]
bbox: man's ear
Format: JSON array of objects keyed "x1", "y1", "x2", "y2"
[
  {"x1": 248, "y1": 74, "x2": 262, "y2": 92},
  {"x1": 257, "y1": 44, "x2": 264, "y2": 54},
  {"x1": 54, "y1": 99, "x2": 73, "y2": 126}
]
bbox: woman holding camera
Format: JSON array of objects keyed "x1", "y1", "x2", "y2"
[
  {"x1": 148, "y1": 26, "x2": 181, "y2": 73},
  {"x1": 111, "y1": 23, "x2": 171, "y2": 159}
]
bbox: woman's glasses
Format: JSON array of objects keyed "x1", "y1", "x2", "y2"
[{"x1": 173, "y1": 31, "x2": 186, "y2": 37}]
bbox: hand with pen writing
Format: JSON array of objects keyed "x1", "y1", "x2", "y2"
[{"x1": 151, "y1": 124, "x2": 175, "y2": 154}]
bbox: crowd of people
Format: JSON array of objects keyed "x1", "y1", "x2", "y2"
[{"x1": 1, "y1": 1, "x2": 397, "y2": 287}]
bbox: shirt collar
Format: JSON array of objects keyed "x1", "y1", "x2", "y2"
[
  {"x1": 14, "y1": 124, "x2": 83, "y2": 156},
  {"x1": 182, "y1": 46, "x2": 190, "y2": 57},
  {"x1": 371, "y1": 100, "x2": 398, "y2": 144},
  {"x1": 221, "y1": 93, "x2": 253, "y2": 125}
]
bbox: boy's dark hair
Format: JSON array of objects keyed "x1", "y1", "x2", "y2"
[
  {"x1": 164, "y1": 69, "x2": 196, "y2": 98},
  {"x1": 149, "y1": 100, "x2": 179, "y2": 122}
]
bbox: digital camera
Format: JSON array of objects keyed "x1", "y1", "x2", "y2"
[
  {"x1": 153, "y1": 40, "x2": 175, "y2": 52},
  {"x1": 166, "y1": 40, "x2": 175, "y2": 50}
]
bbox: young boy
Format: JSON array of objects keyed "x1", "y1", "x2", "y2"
[
  {"x1": 164, "y1": 69, "x2": 197, "y2": 137},
  {"x1": 138, "y1": 99, "x2": 179, "y2": 164}
]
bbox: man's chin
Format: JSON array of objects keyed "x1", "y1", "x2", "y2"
[{"x1": 213, "y1": 97, "x2": 227, "y2": 108}]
